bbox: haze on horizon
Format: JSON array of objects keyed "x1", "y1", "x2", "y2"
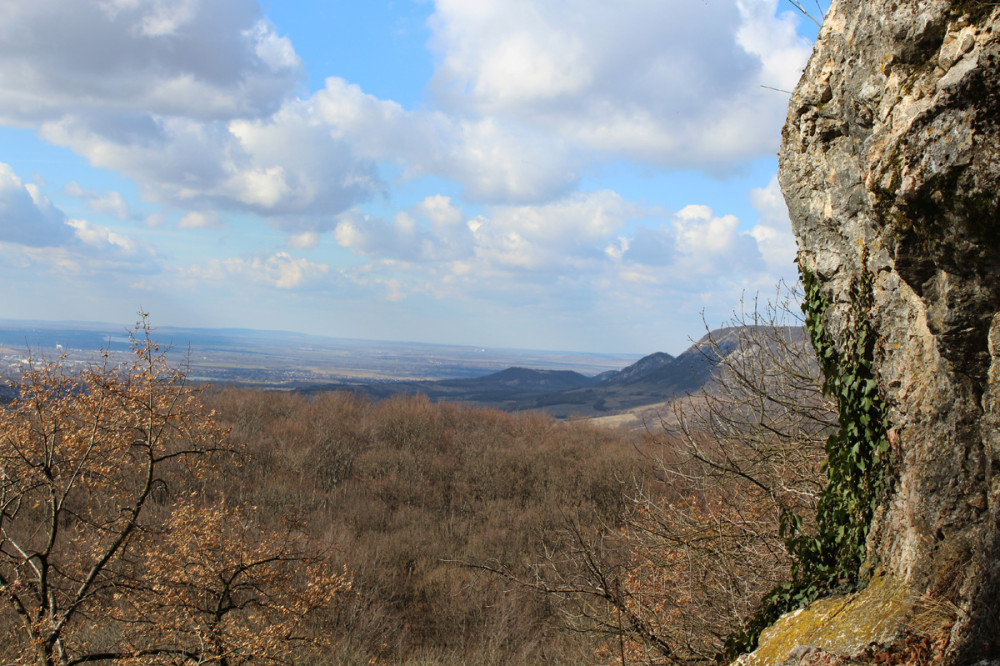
[{"x1": 0, "y1": 0, "x2": 819, "y2": 356}]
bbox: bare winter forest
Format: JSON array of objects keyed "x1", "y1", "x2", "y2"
[{"x1": 0, "y1": 310, "x2": 835, "y2": 665}]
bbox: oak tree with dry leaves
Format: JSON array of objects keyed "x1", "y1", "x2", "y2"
[{"x1": 0, "y1": 317, "x2": 348, "y2": 665}]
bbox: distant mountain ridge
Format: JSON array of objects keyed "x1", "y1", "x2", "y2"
[
  {"x1": 310, "y1": 327, "x2": 758, "y2": 418},
  {"x1": 0, "y1": 319, "x2": 806, "y2": 420},
  {"x1": 463, "y1": 367, "x2": 596, "y2": 391},
  {"x1": 598, "y1": 351, "x2": 674, "y2": 386}
]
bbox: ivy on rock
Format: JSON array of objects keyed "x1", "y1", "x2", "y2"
[{"x1": 722, "y1": 257, "x2": 894, "y2": 660}]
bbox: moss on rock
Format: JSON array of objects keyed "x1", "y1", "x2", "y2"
[{"x1": 737, "y1": 575, "x2": 916, "y2": 665}]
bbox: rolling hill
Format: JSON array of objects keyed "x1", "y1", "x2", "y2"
[{"x1": 306, "y1": 327, "x2": 766, "y2": 419}]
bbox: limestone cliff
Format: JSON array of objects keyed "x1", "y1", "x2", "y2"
[{"x1": 770, "y1": 0, "x2": 1000, "y2": 662}]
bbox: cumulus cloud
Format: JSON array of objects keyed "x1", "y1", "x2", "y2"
[
  {"x1": 0, "y1": 163, "x2": 157, "y2": 275},
  {"x1": 335, "y1": 195, "x2": 475, "y2": 262},
  {"x1": 287, "y1": 231, "x2": 320, "y2": 250},
  {"x1": 0, "y1": 164, "x2": 74, "y2": 247},
  {"x1": 428, "y1": 0, "x2": 812, "y2": 167},
  {"x1": 66, "y1": 218, "x2": 135, "y2": 253},
  {"x1": 63, "y1": 217, "x2": 160, "y2": 274},
  {"x1": 334, "y1": 190, "x2": 642, "y2": 275},
  {"x1": 177, "y1": 211, "x2": 221, "y2": 229},
  {"x1": 65, "y1": 182, "x2": 132, "y2": 220},
  {"x1": 184, "y1": 251, "x2": 329, "y2": 289},
  {"x1": 40, "y1": 103, "x2": 383, "y2": 225},
  {"x1": 220, "y1": 101, "x2": 384, "y2": 219},
  {"x1": 0, "y1": 0, "x2": 577, "y2": 232},
  {"x1": 748, "y1": 175, "x2": 798, "y2": 272},
  {"x1": 0, "y1": 162, "x2": 159, "y2": 276},
  {"x1": 0, "y1": 0, "x2": 813, "y2": 227},
  {"x1": 313, "y1": 78, "x2": 578, "y2": 203},
  {"x1": 0, "y1": 1, "x2": 382, "y2": 224},
  {"x1": 473, "y1": 190, "x2": 639, "y2": 271},
  {"x1": 0, "y1": 0, "x2": 300, "y2": 124},
  {"x1": 333, "y1": 189, "x2": 771, "y2": 310},
  {"x1": 668, "y1": 205, "x2": 764, "y2": 276}
]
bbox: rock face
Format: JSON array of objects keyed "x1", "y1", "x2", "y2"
[{"x1": 778, "y1": 0, "x2": 1000, "y2": 662}]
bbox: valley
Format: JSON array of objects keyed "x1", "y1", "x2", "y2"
[
  {"x1": 0, "y1": 319, "x2": 808, "y2": 426},
  {"x1": 0, "y1": 319, "x2": 640, "y2": 385}
]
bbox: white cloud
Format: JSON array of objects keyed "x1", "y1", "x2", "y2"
[
  {"x1": 221, "y1": 101, "x2": 383, "y2": 219},
  {"x1": 262, "y1": 252, "x2": 328, "y2": 289},
  {"x1": 40, "y1": 106, "x2": 383, "y2": 225},
  {"x1": 441, "y1": 117, "x2": 577, "y2": 203},
  {"x1": 472, "y1": 190, "x2": 638, "y2": 271},
  {"x1": 334, "y1": 195, "x2": 475, "y2": 263},
  {"x1": 669, "y1": 205, "x2": 764, "y2": 276},
  {"x1": 4, "y1": 240, "x2": 159, "y2": 278},
  {"x1": 0, "y1": 163, "x2": 75, "y2": 247},
  {"x1": 287, "y1": 231, "x2": 320, "y2": 250},
  {"x1": 428, "y1": 0, "x2": 812, "y2": 168},
  {"x1": 0, "y1": 1, "x2": 382, "y2": 225},
  {"x1": 736, "y1": 0, "x2": 813, "y2": 92},
  {"x1": 183, "y1": 251, "x2": 329, "y2": 289},
  {"x1": 0, "y1": 0, "x2": 812, "y2": 231},
  {"x1": 333, "y1": 189, "x2": 772, "y2": 315},
  {"x1": 143, "y1": 212, "x2": 168, "y2": 227},
  {"x1": 0, "y1": 0, "x2": 301, "y2": 124},
  {"x1": 93, "y1": 192, "x2": 131, "y2": 220},
  {"x1": 177, "y1": 211, "x2": 221, "y2": 229},
  {"x1": 414, "y1": 195, "x2": 464, "y2": 230},
  {"x1": 334, "y1": 190, "x2": 639, "y2": 273},
  {"x1": 748, "y1": 175, "x2": 798, "y2": 272},
  {"x1": 67, "y1": 218, "x2": 136, "y2": 253},
  {"x1": 313, "y1": 77, "x2": 578, "y2": 203},
  {"x1": 65, "y1": 182, "x2": 132, "y2": 220},
  {"x1": 0, "y1": 164, "x2": 158, "y2": 275}
]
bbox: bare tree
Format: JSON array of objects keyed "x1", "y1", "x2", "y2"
[
  {"x1": 669, "y1": 284, "x2": 834, "y2": 525},
  {"x1": 490, "y1": 284, "x2": 836, "y2": 664},
  {"x1": 0, "y1": 316, "x2": 347, "y2": 665}
]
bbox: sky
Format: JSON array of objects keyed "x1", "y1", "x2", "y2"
[{"x1": 0, "y1": 0, "x2": 823, "y2": 355}]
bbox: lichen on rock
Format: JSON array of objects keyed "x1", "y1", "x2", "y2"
[
  {"x1": 736, "y1": 574, "x2": 919, "y2": 665},
  {"x1": 767, "y1": 0, "x2": 1000, "y2": 662}
]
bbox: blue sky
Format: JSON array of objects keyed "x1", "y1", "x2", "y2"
[{"x1": 0, "y1": 0, "x2": 822, "y2": 354}]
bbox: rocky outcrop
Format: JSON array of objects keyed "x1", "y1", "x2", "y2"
[
  {"x1": 772, "y1": 0, "x2": 1000, "y2": 662},
  {"x1": 739, "y1": 576, "x2": 925, "y2": 665}
]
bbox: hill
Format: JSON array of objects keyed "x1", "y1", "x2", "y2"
[
  {"x1": 325, "y1": 366, "x2": 600, "y2": 405},
  {"x1": 308, "y1": 326, "x2": 780, "y2": 419}
]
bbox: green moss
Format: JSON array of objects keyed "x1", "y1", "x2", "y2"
[{"x1": 742, "y1": 574, "x2": 915, "y2": 665}]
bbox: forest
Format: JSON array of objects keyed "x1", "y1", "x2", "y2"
[{"x1": 0, "y1": 311, "x2": 836, "y2": 665}]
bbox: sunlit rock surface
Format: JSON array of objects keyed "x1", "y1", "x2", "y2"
[
  {"x1": 761, "y1": 0, "x2": 1000, "y2": 662},
  {"x1": 735, "y1": 574, "x2": 955, "y2": 664}
]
